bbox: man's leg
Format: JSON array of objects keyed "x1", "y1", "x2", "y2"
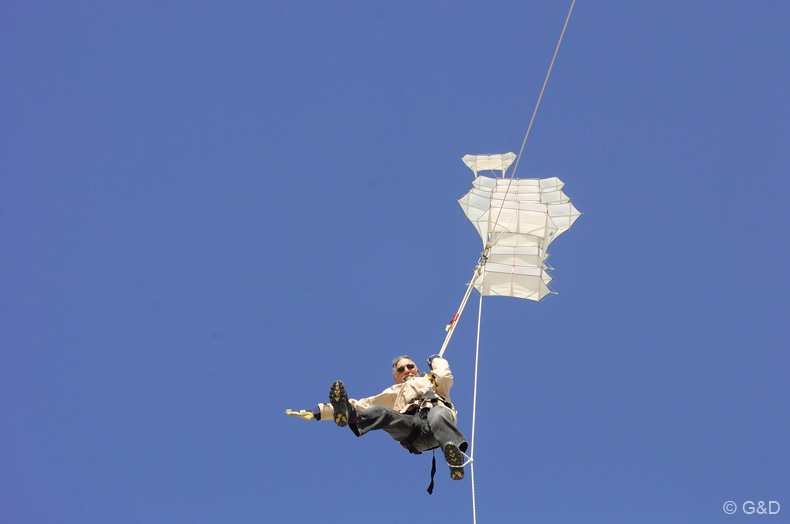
[
  {"x1": 329, "y1": 381, "x2": 419, "y2": 442},
  {"x1": 427, "y1": 406, "x2": 468, "y2": 480},
  {"x1": 426, "y1": 406, "x2": 467, "y2": 450},
  {"x1": 355, "y1": 405, "x2": 420, "y2": 442}
]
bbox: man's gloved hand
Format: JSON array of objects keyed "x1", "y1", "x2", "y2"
[
  {"x1": 285, "y1": 409, "x2": 315, "y2": 421},
  {"x1": 427, "y1": 354, "x2": 441, "y2": 368}
]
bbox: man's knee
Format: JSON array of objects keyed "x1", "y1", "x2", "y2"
[
  {"x1": 361, "y1": 405, "x2": 387, "y2": 416},
  {"x1": 356, "y1": 405, "x2": 405, "y2": 435}
]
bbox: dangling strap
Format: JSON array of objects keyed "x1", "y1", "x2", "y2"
[{"x1": 426, "y1": 450, "x2": 437, "y2": 494}]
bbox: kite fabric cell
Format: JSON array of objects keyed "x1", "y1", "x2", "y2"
[{"x1": 457, "y1": 153, "x2": 581, "y2": 301}]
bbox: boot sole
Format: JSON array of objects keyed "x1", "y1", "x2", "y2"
[
  {"x1": 329, "y1": 381, "x2": 349, "y2": 427},
  {"x1": 444, "y1": 443, "x2": 465, "y2": 480}
]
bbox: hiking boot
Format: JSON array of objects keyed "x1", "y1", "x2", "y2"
[
  {"x1": 443, "y1": 442, "x2": 465, "y2": 480},
  {"x1": 329, "y1": 380, "x2": 352, "y2": 427}
]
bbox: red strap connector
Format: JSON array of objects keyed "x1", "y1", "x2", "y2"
[{"x1": 445, "y1": 313, "x2": 460, "y2": 332}]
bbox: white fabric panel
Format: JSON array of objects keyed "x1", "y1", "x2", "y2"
[
  {"x1": 474, "y1": 265, "x2": 552, "y2": 301},
  {"x1": 486, "y1": 202, "x2": 548, "y2": 238},
  {"x1": 457, "y1": 160, "x2": 580, "y2": 302},
  {"x1": 462, "y1": 153, "x2": 517, "y2": 175},
  {"x1": 472, "y1": 176, "x2": 497, "y2": 190},
  {"x1": 487, "y1": 245, "x2": 544, "y2": 268}
]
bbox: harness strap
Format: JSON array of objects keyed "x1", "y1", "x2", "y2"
[
  {"x1": 413, "y1": 390, "x2": 454, "y2": 411},
  {"x1": 426, "y1": 450, "x2": 437, "y2": 494}
]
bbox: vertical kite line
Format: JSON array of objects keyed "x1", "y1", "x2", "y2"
[
  {"x1": 466, "y1": 2, "x2": 576, "y2": 522},
  {"x1": 470, "y1": 290, "x2": 483, "y2": 524}
]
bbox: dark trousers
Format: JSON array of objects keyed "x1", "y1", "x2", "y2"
[{"x1": 354, "y1": 405, "x2": 467, "y2": 455}]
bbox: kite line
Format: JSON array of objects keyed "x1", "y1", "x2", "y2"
[
  {"x1": 492, "y1": 0, "x2": 577, "y2": 242},
  {"x1": 439, "y1": 0, "x2": 576, "y2": 357}
]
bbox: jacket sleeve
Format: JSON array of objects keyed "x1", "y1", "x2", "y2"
[
  {"x1": 351, "y1": 386, "x2": 398, "y2": 411},
  {"x1": 317, "y1": 403, "x2": 335, "y2": 421},
  {"x1": 430, "y1": 357, "x2": 454, "y2": 400}
]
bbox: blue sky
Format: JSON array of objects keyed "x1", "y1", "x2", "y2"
[{"x1": 2, "y1": 2, "x2": 788, "y2": 523}]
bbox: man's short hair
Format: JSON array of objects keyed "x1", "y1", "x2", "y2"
[{"x1": 392, "y1": 355, "x2": 412, "y2": 376}]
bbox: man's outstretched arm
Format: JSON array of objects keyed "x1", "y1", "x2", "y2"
[{"x1": 285, "y1": 406, "x2": 321, "y2": 421}]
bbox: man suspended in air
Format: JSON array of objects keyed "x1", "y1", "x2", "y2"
[{"x1": 286, "y1": 355, "x2": 468, "y2": 482}]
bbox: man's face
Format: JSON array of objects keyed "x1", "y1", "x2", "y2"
[{"x1": 394, "y1": 358, "x2": 419, "y2": 383}]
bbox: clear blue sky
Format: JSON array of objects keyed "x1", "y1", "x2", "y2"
[{"x1": 2, "y1": 2, "x2": 788, "y2": 523}]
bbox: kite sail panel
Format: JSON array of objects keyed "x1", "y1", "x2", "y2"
[
  {"x1": 457, "y1": 153, "x2": 581, "y2": 301},
  {"x1": 462, "y1": 153, "x2": 517, "y2": 175}
]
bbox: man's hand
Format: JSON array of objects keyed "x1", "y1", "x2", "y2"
[
  {"x1": 285, "y1": 409, "x2": 315, "y2": 421},
  {"x1": 427, "y1": 354, "x2": 440, "y2": 368}
]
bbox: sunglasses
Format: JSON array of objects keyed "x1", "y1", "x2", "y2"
[{"x1": 396, "y1": 363, "x2": 416, "y2": 373}]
